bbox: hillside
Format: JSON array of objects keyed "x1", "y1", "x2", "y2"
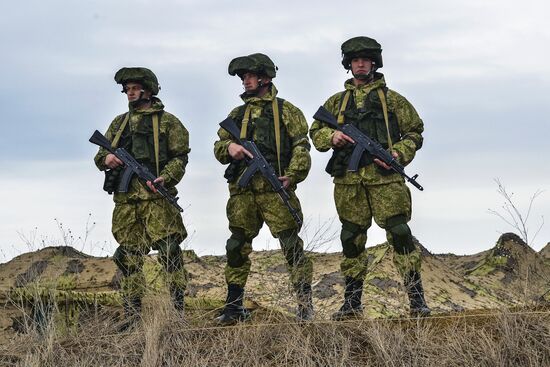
[{"x1": 0, "y1": 233, "x2": 548, "y2": 343}]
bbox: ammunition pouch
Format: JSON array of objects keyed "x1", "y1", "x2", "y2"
[
  {"x1": 224, "y1": 160, "x2": 246, "y2": 183},
  {"x1": 103, "y1": 166, "x2": 123, "y2": 194}
]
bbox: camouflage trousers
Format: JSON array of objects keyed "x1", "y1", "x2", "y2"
[
  {"x1": 111, "y1": 199, "x2": 188, "y2": 300},
  {"x1": 224, "y1": 189, "x2": 313, "y2": 288},
  {"x1": 334, "y1": 180, "x2": 421, "y2": 280}
]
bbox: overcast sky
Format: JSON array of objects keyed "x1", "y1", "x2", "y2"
[{"x1": 1, "y1": 0, "x2": 549, "y2": 262}]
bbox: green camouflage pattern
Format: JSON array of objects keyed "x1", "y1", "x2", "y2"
[
  {"x1": 214, "y1": 84, "x2": 313, "y2": 288},
  {"x1": 94, "y1": 98, "x2": 190, "y2": 198},
  {"x1": 310, "y1": 75, "x2": 424, "y2": 279},
  {"x1": 309, "y1": 75, "x2": 423, "y2": 186},
  {"x1": 341, "y1": 36, "x2": 383, "y2": 68},
  {"x1": 111, "y1": 199, "x2": 186, "y2": 246},
  {"x1": 335, "y1": 181, "x2": 421, "y2": 278},
  {"x1": 228, "y1": 53, "x2": 277, "y2": 78},
  {"x1": 94, "y1": 97, "x2": 189, "y2": 300},
  {"x1": 114, "y1": 67, "x2": 160, "y2": 95},
  {"x1": 214, "y1": 84, "x2": 311, "y2": 191},
  {"x1": 223, "y1": 181, "x2": 313, "y2": 288},
  {"x1": 114, "y1": 234, "x2": 188, "y2": 299}
]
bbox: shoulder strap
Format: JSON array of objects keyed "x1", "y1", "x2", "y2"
[
  {"x1": 152, "y1": 113, "x2": 160, "y2": 176},
  {"x1": 239, "y1": 104, "x2": 252, "y2": 139},
  {"x1": 376, "y1": 88, "x2": 393, "y2": 151},
  {"x1": 273, "y1": 98, "x2": 282, "y2": 176},
  {"x1": 337, "y1": 91, "x2": 351, "y2": 125},
  {"x1": 111, "y1": 113, "x2": 130, "y2": 148}
]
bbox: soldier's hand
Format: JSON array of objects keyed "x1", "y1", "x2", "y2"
[
  {"x1": 331, "y1": 131, "x2": 355, "y2": 148},
  {"x1": 105, "y1": 154, "x2": 123, "y2": 169},
  {"x1": 278, "y1": 176, "x2": 291, "y2": 189},
  {"x1": 146, "y1": 176, "x2": 165, "y2": 193},
  {"x1": 374, "y1": 151, "x2": 399, "y2": 170},
  {"x1": 228, "y1": 142, "x2": 253, "y2": 160}
]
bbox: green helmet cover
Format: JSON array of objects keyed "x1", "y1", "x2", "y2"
[
  {"x1": 114, "y1": 67, "x2": 160, "y2": 95},
  {"x1": 341, "y1": 36, "x2": 383, "y2": 69},
  {"x1": 228, "y1": 53, "x2": 277, "y2": 78}
]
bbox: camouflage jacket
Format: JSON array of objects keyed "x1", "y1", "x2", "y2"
[
  {"x1": 94, "y1": 98, "x2": 190, "y2": 203},
  {"x1": 309, "y1": 75, "x2": 424, "y2": 185},
  {"x1": 214, "y1": 84, "x2": 311, "y2": 195}
]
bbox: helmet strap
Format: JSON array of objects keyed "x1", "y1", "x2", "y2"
[
  {"x1": 353, "y1": 66, "x2": 377, "y2": 83},
  {"x1": 129, "y1": 90, "x2": 152, "y2": 109}
]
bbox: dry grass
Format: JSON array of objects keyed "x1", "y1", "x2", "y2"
[{"x1": 0, "y1": 298, "x2": 548, "y2": 367}]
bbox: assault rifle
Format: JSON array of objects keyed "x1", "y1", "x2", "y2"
[
  {"x1": 89, "y1": 130, "x2": 184, "y2": 212},
  {"x1": 219, "y1": 117, "x2": 303, "y2": 226},
  {"x1": 313, "y1": 106, "x2": 424, "y2": 191}
]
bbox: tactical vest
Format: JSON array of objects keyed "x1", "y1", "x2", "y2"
[
  {"x1": 128, "y1": 112, "x2": 168, "y2": 175},
  {"x1": 326, "y1": 88, "x2": 401, "y2": 177},
  {"x1": 104, "y1": 112, "x2": 167, "y2": 193},
  {"x1": 224, "y1": 98, "x2": 291, "y2": 183}
]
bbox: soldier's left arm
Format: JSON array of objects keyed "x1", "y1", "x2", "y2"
[
  {"x1": 388, "y1": 90, "x2": 424, "y2": 166},
  {"x1": 160, "y1": 114, "x2": 191, "y2": 187},
  {"x1": 282, "y1": 101, "x2": 312, "y2": 185}
]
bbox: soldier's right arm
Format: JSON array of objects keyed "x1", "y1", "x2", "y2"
[
  {"x1": 93, "y1": 114, "x2": 125, "y2": 171},
  {"x1": 309, "y1": 93, "x2": 341, "y2": 152},
  {"x1": 213, "y1": 107, "x2": 240, "y2": 164}
]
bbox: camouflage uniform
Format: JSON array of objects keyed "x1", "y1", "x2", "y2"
[
  {"x1": 310, "y1": 36, "x2": 429, "y2": 317},
  {"x1": 214, "y1": 84, "x2": 313, "y2": 289},
  {"x1": 310, "y1": 76, "x2": 423, "y2": 280},
  {"x1": 94, "y1": 73, "x2": 190, "y2": 314}
]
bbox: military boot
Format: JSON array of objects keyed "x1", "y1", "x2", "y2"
[
  {"x1": 295, "y1": 283, "x2": 314, "y2": 322},
  {"x1": 118, "y1": 296, "x2": 142, "y2": 332},
  {"x1": 404, "y1": 271, "x2": 431, "y2": 317},
  {"x1": 332, "y1": 277, "x2": 363, "y2": 320},
  {"x1": 215, "y1": 284, "x2": 250, "y2": 326},
  {"x1": 170, "y1": 286, "x2": 185, "y2": 313}
]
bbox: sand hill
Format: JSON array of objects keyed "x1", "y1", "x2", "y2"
[{"x1": 0, "y1": 232, "x2": 548, "y2": 342}]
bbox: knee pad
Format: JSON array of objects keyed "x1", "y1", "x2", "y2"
[
  {"x1": 277, "y1": 228, "x2": 304, "y2": 266},
  {"x1": 162, "y1": 238, "x2": 183, "y2": 273},
  {"x1": 341, "y1": 220, "x2": 365, "y2": 258},
  {"x1": 226, "y1": 229, "x2": 248, "y2": 268},
  {"x1": 386, "y1": 215, "x2": 415, "y2": 255},
  {"x1": 113, "y1": 246, "x2": 143, "y2": 277}
]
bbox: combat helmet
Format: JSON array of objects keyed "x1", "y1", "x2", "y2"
[
  {"x1": 114, "y1": 67, "x2": 160, "y2": 95},
  {"x1": 341, "y1": 36, "x2": 383, "y2": 70},
  {"x1": 228, "y1": 53, "x2": 278, "y2": 78}
]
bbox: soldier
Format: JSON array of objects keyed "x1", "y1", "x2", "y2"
[
  {"x1": 310, "y1": 37, "x2": 431, "y2": 318},
  {"x1": 214, "y1": 53, "x2": 314, "y2": 324},
  {"x1": 94, "y1": 67, "x2": 190, "y2": 327}
]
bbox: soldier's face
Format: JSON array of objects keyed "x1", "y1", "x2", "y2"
[
  {"x1": 351, "y1": 57, "x2": 373, "y2": 76},
  {"x1": 241, "y1": 72, "x2": 260, "y2": 92},
  {"x1": 124, "y1": 82, "x2": 150, "y2": 102}
]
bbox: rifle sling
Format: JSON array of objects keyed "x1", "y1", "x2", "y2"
[
  {"x1": 272, "y1": 98, "x2": 282, "y2": 177},
  {"x1": 152, "y1": 113, "x2": 160, "y2": 177},
  {"x1": 337, "y1": 91, "x2": 351, "y2": 125},
  {"x1": 111, "y1": 113, "x2": 130, "y2": 148},
  {"x1": 376, "y1": 88, "x2": 393, "y2": 152},
  {"x1": 239, "y1": 104, "x2": 252, "y2": 140}
]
